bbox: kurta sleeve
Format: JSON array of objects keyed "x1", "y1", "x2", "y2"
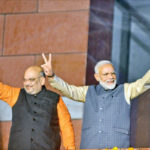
[
  {"x1": 0, "y1": 82, "x2": 20, "y2": 107},
  {"x1": 124, "y1": 70, "x2": 150, "y2": 102},
  {"x1": 48, "y1": 75, "x2": 88, "y2": 102},
  {"x1": 57, "y1": 97, "x2": 75, "y2": 150}
]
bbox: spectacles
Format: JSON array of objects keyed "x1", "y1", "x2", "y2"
[{"x1": 23, "y1": 76, "x2": 42, "y2": 83}]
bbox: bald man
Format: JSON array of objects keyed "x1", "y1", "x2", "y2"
[{"x1": 0, "y1": 66, "x2": 75, "y2": 150}]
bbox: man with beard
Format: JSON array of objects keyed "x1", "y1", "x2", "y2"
[
  {"x1": 0, "y1": 66, "x2": 75, "y2": 150},
  {"x1": 41, "y1": 53, "x2": 150, "y2": 149}
]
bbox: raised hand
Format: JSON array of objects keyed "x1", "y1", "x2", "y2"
[{"x1": 41, "y1": 53, "x2": 53, "y2": 76}]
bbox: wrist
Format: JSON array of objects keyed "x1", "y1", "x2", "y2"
[{"x1": 47, "y1": 72, "x2": 55, "y2": 78}]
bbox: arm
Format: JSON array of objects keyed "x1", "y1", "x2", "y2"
[
  {"x1": 57, "y1": 97, "x2": 75, "y2": 150},
  {"x1": 49, "y1": 76, "x2": 88, "y2": 102},
  {"x1": 41, "y1": 53, "x2": 88, "y2": 102},
  {"x1": 0, "y1": 82, "x2": 20, "y2": 107},
  {"x1": 124, "y1": 70, "x2": 150, "y2": 101}
]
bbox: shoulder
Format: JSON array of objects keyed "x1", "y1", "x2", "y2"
[{"x1": 45, "y1": 88, "x2": 60, "y2": 100}]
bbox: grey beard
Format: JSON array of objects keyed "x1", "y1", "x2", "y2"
[{"x1": 99, "y1": 79, "x2": 117, "y2": 90}]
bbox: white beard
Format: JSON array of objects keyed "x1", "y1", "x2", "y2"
[{"x1": 99, "y1": 78, "x2": 117, "y2": 90}]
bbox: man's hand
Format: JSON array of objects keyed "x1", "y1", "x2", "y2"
[{"x1": 41, "y1": 53, "x2": 53, "y2": 76}]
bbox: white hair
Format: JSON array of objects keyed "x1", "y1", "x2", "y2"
[{"x1": 94, "y1": 60, "x2": 113, "y2": 73}]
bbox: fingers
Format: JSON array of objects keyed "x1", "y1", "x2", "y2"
[
  {"x1": 42, "y1": 53, "x2": 47, "y2": 64},
  {"x1": 41, "y1": 53, "x2": 53, "y2": 76},
  {"x1": 41, "y1": 64, "x2": 44, "y2": 68},
  {"x1": 41, "y1": 64, "x2": 48, "y2": 73},
  {"x1": 48, "y1": 53, "x2": 51, "y2": 63},
  {"x1": 41, "y1": 64, "x2": 52, "y2": 76}
]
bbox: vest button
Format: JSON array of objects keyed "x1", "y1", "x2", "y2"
[
  {"x1": 32, "y1": 128, "x2": 35, "y2": 131},
  {"x1": 33, "y1": 118, "x2": 36, "y2": 121},
  {"x1": 34, "y1": 102, "x2": 37, "y2": 105},
  {"x1": 33, "y1": 111, "x2": 37, "y2": 114},
  {"x1": 31, "y1": 138, "x2": 33, "y2": 142}
]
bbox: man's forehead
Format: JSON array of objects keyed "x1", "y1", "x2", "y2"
[
  {"x1": 99, "y1": 64, "x2": 115, "y2": 72},
  {"x1": 24, "y1": 69, "x2": 39, "y2": 78}
]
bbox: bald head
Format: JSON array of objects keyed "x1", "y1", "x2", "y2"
[
  {"x1": 23, "y1": 66, "x2": 45, "y2": 95},
  {"x1": 24, "y1": 66, "x2": 44, "y2": 77}
]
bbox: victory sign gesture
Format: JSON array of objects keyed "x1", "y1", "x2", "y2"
[{"x1": 41, "y1": 53, "x2": 54, "y2": 77}]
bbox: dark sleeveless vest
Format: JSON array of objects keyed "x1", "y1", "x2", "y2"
[
  {"x1": 80, "y1": 84, "x2": 130, "y2": 149},
  {"x1": 8, "y1": 87, "x2": 61, "y2": 150}
]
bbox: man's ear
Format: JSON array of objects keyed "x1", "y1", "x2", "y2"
[
  {"x1": 94, "y1": 73, "x2": 100, "y2": 82},
  {"x1": 40, "y1": 77, "x2": 45, "y2": 86}
]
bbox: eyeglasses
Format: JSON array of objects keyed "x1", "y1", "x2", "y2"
[{"x1": 23, "y1": 76, "x2": 42, "y2": 83}]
